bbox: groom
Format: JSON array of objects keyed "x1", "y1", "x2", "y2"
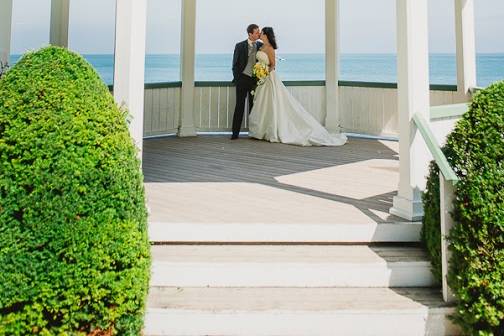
[{"x1": 231, "y1": 24, "x2": 262, "y2": 140}]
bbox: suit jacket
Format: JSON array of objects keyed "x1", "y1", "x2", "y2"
[{"x1": 232, "y1": 40, "x2": 263, "y2": 83}]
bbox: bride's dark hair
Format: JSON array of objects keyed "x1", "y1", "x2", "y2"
[{"x1": 262, "y1": 27, "x2": 278, "y2": 50}]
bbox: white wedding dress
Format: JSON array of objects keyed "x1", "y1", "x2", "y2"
[{"x1": 249, "y1": 50, "x2": 347, "y2": 146}]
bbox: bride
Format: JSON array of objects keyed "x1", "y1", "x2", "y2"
[{"x1": 249, "y1": 27, "x2": 347, "y2": 147}]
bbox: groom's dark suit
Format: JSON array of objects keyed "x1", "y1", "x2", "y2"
[{"x1": 231, "y1": 39, "x2": 263, "y2": 139}]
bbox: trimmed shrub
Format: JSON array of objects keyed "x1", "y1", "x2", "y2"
[
  {"x1": 422, "y1": 81, "x2": 504, "y2": 335},
  {"x1": 0, "y1": 47, "x2": 150, "y2": 335}
]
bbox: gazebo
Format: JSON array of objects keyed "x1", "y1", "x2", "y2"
[{"x1": 0, "y1": 0, "x2": 479, "y2": 334}]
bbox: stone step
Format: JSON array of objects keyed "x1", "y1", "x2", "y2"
[
  {"x1": 150, "y1": 245, "x2": 435, "y2": 287},
  {"x1": 144, "y1": 287, "x2": 459, "y2": 336},
  {"x1": 149, "y1": 221, "x2": 422, "y2": 243}
]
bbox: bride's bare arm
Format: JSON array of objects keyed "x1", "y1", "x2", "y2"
[{"x1": 266, "y1": 48, "x2": 276, "y2": 71}]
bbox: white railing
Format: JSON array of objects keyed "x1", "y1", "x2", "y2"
[
  {"x1": 142, "y1": 81, "x2": 463, "y2": 138},
  {"x1": 413, "y1": 103, "x2": 468, "y2": 303},
  {"x1": 192, "y1": 83, "x2": 326, "y2": 132}
]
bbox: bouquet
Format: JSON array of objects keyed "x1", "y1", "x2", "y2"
[{"x1": 252, "y1": 62, "x2": 269, "y2": 86}]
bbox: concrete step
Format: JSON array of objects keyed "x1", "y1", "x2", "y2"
[
  {"x1": 144, "y1": 287, "x2": 459, "y2": 336},
  {"x1": 149, "y1": 221, "x2": 422, "y2": 243},
  {"x1": 150, "y1": 245, "x2": 435, "y2": 287}
]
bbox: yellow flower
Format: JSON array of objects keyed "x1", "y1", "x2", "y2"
[{"x1": 252, "y1": 62, "x2": 270, "y2": 86}]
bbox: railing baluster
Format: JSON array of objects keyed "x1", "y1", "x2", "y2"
[
  {"x1": 217, "y1": 87, "x2": 221, "y2": 129},
  {"x1": 199, "y1": 88, "x2": 202, "y2": 129},
  {"x1": 226, "y1": 87, "x2": 229, "y2": 128},
  {"x1": 208, "y1": 87, "x2": 212, "y2": 129}
]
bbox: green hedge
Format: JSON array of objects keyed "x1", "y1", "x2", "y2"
[
  {"x1": 0, "y1": 47, "x2": 150, "y2": 335},
  {"x1": 422, "y1": 81, "x2": 504, "y2": 335}
]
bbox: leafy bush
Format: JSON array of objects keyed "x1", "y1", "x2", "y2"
[
  {"x1": 422, "y1": 81, "x2": 504, "y2": 335},
  {"x1": 449, "y1": 82, "x2": 504, "y2": 335},
  {"x1": 0, "y1": 46, "x2": 150, "y2": 335}
]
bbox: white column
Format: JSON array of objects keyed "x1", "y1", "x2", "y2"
[
  {"x1": 0, "y1": 0, "x2": 13, "y2": 67},
  {"x1": 114, "y1": 0, "x2": 147, "y2": 155},
  {"x1": 390, "y1": 0, "x2": 431, "y2": 221},
  {"x1": 50, "y1": 0, "x2": 70, "y2": 47},
  {"x1": 325, "y1": 0, "x2": 340, "y2": 132},
  {"x1": 178, "y1": 0, "x2": 197, "y2": 137},
  {"x1": 455, "y1": 0, "x2": 477, "y2": 96}
]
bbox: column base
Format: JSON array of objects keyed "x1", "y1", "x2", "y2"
[
  {"x1": 324, "y1": 115, "x2": 341, "y2": 134},
  {"x1": 178, "y1": 126, "x2": 197, "y2": 137},
  {"x1": 390, "y1": 195, "x2": 424, "y2": 221}
]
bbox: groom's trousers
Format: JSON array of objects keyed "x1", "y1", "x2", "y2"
[{"x1": 232, "y1": 74, "x2": 256, "y2": 138}]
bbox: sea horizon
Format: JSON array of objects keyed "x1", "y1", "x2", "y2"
[{"x1": 9, "y1": 52, "x2": 504, "y2": 87}]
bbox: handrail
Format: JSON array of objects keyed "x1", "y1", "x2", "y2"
[
  {"x1": 412, "y1": 113, "x2": 459, "y2": 182},
  {"x1": 107, "y1": 81, "x2": 459, "y2": 91},
  {"x1": 414, "y1": 110, "x2": 460, "y2": 303},
  {"x1": 430, "y1": 103, "x2": 469, "y2": 120},
  {"x1": 470, "y1": 86, "x2": 483, "y2": 94}
]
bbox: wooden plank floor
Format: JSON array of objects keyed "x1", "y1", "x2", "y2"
[{"x1": 142, "y1": 136, "x2": 405, "y2": 225}]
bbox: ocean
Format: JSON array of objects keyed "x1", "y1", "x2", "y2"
[{"x1": 9, "y1": 53, "x2": 504, "y2": 87}]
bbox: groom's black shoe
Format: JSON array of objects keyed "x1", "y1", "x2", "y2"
[{"x1": 230, "y1": 135, "x2": 239, "y2": 140}]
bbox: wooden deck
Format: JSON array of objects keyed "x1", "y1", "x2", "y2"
[{"x1": 142, "y1": 136, "x2": 411, "y2": 243}]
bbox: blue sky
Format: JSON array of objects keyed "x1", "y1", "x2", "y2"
[{"x1": 10, "y1": 0, "x2": 504, "y2": 54}]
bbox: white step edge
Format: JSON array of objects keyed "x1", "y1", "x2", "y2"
[
  {"x1": 145, "y1": 308, "x2": 457, "y2": 336},
  {"x1": 148, "y1": 221, "x2": 422, "y2": 243},
  {"x1": 150, "y1": 261, "x2": 434, "y2": 287},
  {"x1": 149, "y1": 245, "x2": 435, "y2": 288},
  {"x1": 144, "y1": 287, "x2": 459, "y2": 336}
]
